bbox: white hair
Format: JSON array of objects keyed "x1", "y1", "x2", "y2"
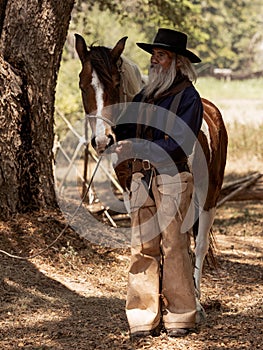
[
  {"x1": 177, "y1": 55, "x2": 197, "y2": 82},
  {"x1": 144, "y1": 54, "x2": 197, "y2": 99}
]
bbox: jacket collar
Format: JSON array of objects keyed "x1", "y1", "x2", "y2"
[{"x1": 143, "y1": 75, "x2": 192, "y2": 104}]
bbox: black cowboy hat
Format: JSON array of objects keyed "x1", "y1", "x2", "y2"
[{"x1": 136, "y1": 28, "x2": 201, "y2": 63}]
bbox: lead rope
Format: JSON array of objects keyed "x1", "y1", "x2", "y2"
[{"x1": 0, "y1": 156, "x2": 103, "y2": 260}]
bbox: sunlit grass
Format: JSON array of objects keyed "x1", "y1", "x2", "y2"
[
  {"x1": 196, "y1": 77, "x2": 263, "y2": 100},
  {"x1": 227, "y1": 122, "x2": 263, "y2": 160},
  {"x1": 195, "y1": 77, "x2": 263, "y2": 173}
]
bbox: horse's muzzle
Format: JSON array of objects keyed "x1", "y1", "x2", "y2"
[{"x1": 92, "y1": 134, "x2": 115, "y2": 154}]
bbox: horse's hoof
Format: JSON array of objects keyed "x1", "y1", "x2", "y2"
[{"x1": 196, "y1": 308, "x2": 207, "y2": 325}]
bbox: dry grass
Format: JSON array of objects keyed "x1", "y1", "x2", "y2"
[{"x1": 0, "y1": 196, "x2": 262, "y2": 350}]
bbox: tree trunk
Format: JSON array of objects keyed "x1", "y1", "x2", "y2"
[{"x1": 0, "y1": 0, "x2": 74, "y2": 218}]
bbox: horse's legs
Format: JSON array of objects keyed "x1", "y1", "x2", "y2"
[{"x1": 194, "y1": 207, "x2": 216, "y2": 323}]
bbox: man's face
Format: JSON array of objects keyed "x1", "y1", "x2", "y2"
[{"x1": 150, "y1": 48, "x2": 174, "y2": 71}]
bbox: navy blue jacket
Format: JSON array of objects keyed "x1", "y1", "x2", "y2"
[{"x1": 115, "y1": 83, "x2": 203, "y2": 165}]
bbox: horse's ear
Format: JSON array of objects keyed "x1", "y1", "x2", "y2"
[
  {"x1": 110, "y1": 36, "x2": 128, "y2": 62},
  {"x1": 75, "y1": 34, "x2": 89, "y2": 64}
]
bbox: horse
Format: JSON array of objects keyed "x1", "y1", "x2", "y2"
[{"x1": 75, "y1": 33, "x2": 228, "y2": 320}]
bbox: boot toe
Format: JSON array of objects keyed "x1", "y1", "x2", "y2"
[{"x1": 167, "y1": 328, "x2": 190, "y2": 337}]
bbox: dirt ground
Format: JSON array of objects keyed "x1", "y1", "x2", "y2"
[{"x1": 0, "y1": 173, "x2": 263, "y2": 349}]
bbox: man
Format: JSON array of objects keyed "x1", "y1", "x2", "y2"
[{"x1": 115, "y1": 28, "x2": 203, "y2": 340}]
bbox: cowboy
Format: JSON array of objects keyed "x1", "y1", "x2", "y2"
[{"x1": 114, "y1": 28, "x2": 203, "y2": 340}]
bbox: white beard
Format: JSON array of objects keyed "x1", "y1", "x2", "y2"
[{"x1": 144, "y1": 61, "x2": 177, "y2": 98}]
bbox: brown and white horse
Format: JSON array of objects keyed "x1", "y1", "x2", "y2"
[{"x1": 75, "y1": 34, "x2": 228, "y2": 319}]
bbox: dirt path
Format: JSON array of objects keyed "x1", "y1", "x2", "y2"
[{"x1": 0, "y1": 197, "x2": 262, "y2": 350}]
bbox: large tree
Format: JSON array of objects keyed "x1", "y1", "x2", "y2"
[{"x1": 0, "y1": 0, "x2": 74, "y2": 218}]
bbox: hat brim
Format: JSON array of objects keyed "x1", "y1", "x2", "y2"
[{"x1": 136, "y1": 42, "x2": 201, "y2": 63}]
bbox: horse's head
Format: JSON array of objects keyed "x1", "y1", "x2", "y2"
[{"x1": 75, "y1": 34, "x2": 128, "y2": 154}]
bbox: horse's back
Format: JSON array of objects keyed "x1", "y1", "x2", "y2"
[
  {"x1": 202, "y1": 98, "x2": 227, "y2": 138},
  {"x1": 199, "y1": 98, "x2": 228, "y2": 209}
]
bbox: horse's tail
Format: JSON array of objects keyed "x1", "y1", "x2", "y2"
[
  {"x1": 193, "y1": 213, "x2": 217, "y2": 268},
  {"x1": 207, "y1": 227, "x2": 217, "y2": 267}
]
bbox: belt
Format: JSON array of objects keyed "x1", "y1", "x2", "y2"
[
  {"x1": 157, "y1": 162, "x2": 190, "y2": 175},
  {"x1": 132, "y1": 159, "x2": 189, "y2": 176},
  {"x1": 132, "y1": 159, "x2": 152, "y2": 173}
]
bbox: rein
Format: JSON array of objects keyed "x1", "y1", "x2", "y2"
[{"x1": 85, "y1": 113, "x2": 116, "y2": 127}]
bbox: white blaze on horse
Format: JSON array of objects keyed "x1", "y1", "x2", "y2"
[{"x1": 75, "y1": 34, "x2": 228, "y2": 319}]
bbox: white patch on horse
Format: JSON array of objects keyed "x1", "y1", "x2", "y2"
[
  {"x1": 91, "y1": 69, "x2": 105, "y2": 135},
  {"x1": 194, "y1": 206, "x2": 216, "y2": 296},
  {"x1": 201, "y1": 119, "x2": 212, "y2": 159},
  {"x1": 91, "y1": 69, "x2": 111, "y2": 151}
]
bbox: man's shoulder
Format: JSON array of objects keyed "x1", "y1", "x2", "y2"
[
  {"x1": 183, "y1": 84, "x2": 200, "y2": 96},
  {"x1": 181, "y1": 85, "x2": 201, "y2": 103}
]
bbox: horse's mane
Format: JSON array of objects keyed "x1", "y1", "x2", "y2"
[
  {"x1": 88, "y1": 44, "x2": 143, "y2": 102},
  {"x1": 119, "y1": 56, "x2": 144, "y2": 102},
  {"x1": 89, "y1": 45, "x2": 113, "y2": 87}
]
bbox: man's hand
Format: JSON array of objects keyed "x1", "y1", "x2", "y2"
[{"x1": 115, "y1": 140, "x2": 133, "y2": 160}]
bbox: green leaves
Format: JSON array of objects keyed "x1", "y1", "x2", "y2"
[
  {"x1": 197, "y1": 0, "x2": 263, "y2": 71},
  {"x1": 72, "y1": 0, "x2": 262, "y2": 72}
]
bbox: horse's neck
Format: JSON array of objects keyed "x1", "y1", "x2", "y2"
[{"x1": 118, "y1": 57, "x2": 144, "y2": 102}]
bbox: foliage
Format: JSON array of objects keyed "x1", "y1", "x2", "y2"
[
  {"x1": 73, "y1": 0, "x2": 202, "y2": 36},
  {"x1": 67, "y1": 1, "x2": 207, "y2": 72},
  {"x1": 67, "y1": 3, "x2": 150, "y2": 72},
  {"x1": 197, "y1": 0, "x2": 263, "y2": 71},
  {"x1": 69, "y1": 0, "x2": 263, "y2": 74}
]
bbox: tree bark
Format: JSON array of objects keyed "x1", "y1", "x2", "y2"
[{"x1": 0, "y1": 0, "x2": 74, "y2": 218}]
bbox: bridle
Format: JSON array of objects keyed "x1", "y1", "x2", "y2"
[{"x1": 85, "y1": 113, "x2": 116, "y2": 127}]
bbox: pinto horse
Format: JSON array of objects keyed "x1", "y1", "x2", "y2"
[{"x1": 75, "y1": 34, "x2": 228, "y2": 319}]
